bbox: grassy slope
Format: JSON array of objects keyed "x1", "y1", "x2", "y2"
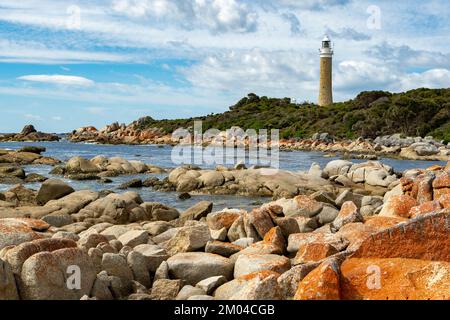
[{"x1": 136, "y1": 88, "x2": 450, "y2": 143}]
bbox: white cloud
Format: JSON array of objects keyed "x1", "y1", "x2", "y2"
[
  {"x1": 335, "y1": 60, "x2": 450, "y2": 96},
  {"x1": 182, "y1": 49, "x2": 317, "y2": 98},
  {"x1": 281, "y1": 12, "x2": 302, "y2": 35},
  {"x1": 366, "y1": 42, "x2": 450, "y2": 69},
  {"x1": 0, "y1": 39, "x2": 134, "y2": 64},
  {"x1": 0, "y1": 77, "x2": 232, "y2": 113},
  {"x1": 335, "y1": 60, "x2": 397, "y2": 91},
  {"x1": 112, "y1": 0, "x2": 258, "y2": 33},
  {"x1": 85, "y1": 107, "x2": 108, "y2": 115},
  {"x1": 52, "y1": 116, "x2": 63, "y2": 121},
  {"x1": 325, "y1": 27, "x2": 370, "y2": 41},
  {"x1": 399, "y1": 69, "x2": 450, "y2": 91},
  {"x1": 275, "y1": 0, "x2": 351, "y2": 10},
  {"x1": 24, "y1": 114, "x2": 43, "y2": 121},
  {"x1": 17, "y1": 75, "x2": 95, "y2": 86}
]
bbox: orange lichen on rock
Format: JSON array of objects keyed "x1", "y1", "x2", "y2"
[
  {"x1": 351, "y1": 211, "x2": 450, "y2": 262},
  {"x1": 438, "y1": 194, "x2": 450, "y2": 208},
  {"x1": 293, "y1": 242, "x2": 338, "y2": 264},
  {"x1": 433, "y1": 172, "x2": 450, "y2": 200},
  {"x1": 434, "y1": 188, "x2": 450, "y2": 200},
  {"x1": 379, "y1": 194, "x2": 417, "y2": 218},
  {"x1": 206, "y1": 210, "x2": 242, "y2": 230},
  {"x1": 293, "y1": 195, "x2": 323, "y2": 217},
  {"x1": 335, "y1": 223, "x2": 373, "y2": 251},
  {"x1": 294, "y1": 260, "x2": 341, "y2": 300},
  {"x1": 433, "y1": 172, "x2": 450, "y2": 189},
  {"x1": 336, "y1": 216, "x2": 409, "y2": 251},
  {"x1": 246, "y1": 209, "x2": 274, "y2": 238},
  {"x1": 332, "y1": 201, "x2": 363, "y2": 231},
  {"x1": 363, "y1": 215, "x2": 409, "y2": 230},
  {"x1": 400, "y1": 177, "x2": 415, "y2": 196},
  {"x1": 263, "y1": 226, "x2": 286, "y2": 252},
  {"x1": 409, "y1": 200, "x2": 442, "y2": 218},
  {"x1": 238, "y1": 270, "x2": 281, "y2": 281},
  {"x1": 340, "y1": 258, "x2": 450, "y2": 300}
]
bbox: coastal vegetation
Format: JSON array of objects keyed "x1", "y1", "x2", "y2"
[{"x1": 136, "y1": 88, "x2": 450, "y2": 142}]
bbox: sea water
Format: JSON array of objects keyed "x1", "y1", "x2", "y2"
[{"x1": 0, "y1": 140, "x2": 445, "y2": 211}]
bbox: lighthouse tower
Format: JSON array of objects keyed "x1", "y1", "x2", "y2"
[{"x1": 318, "y1": 35, "x2": 333, "y2": 106}]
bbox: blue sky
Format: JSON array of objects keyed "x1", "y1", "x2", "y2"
[{"x1": 0, "y1": 0, "x2": 449, "y2": 132}]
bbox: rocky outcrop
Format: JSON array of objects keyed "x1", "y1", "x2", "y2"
[
  {"x1": 69, "y1": 119, "x2": 171, "y2": 145},
  {"x1": 280, "y1": 133, "x2": 449, "y2": 161},
  {"x1": 0, "y1": 164, "x2": 25, "y2": 184},
  {"x1": 0, "y1": 149, "x2": 60, "y2": 167},
  {"x1": 36, "y1": 179, "x2": 75, "y2": 205},
  {"x1": 50, "y1": 156, "x2": 165, "y2": 180},
  {"x1": 0, "y1": 125, "x2": 59, "y2": 142},
  {"x1": 68, "y1": 108, "x2": 449, "y2": 161},
  {"x1": 146, "y1": 160, "x2": 400, "y2": 203}
]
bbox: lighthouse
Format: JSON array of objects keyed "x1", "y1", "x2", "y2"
[{"x1": 318, "y1": 35, "x2": 333, "y2": 106}]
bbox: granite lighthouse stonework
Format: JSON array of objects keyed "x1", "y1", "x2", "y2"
[{"x1": 318, "y1": 35, "x2": 333, "y2": 107}]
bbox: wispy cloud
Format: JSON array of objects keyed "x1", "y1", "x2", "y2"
[
  {"x1": 181, "y1": 49, "x2": 318, "y2": 99},
  {"x1": 85, "y1": 107, "x2": 108, "y2": 115},
  {"x1": 0, "y1": 39, "x2": 135, "y2": 64},
  {"x1": 274, "y1": 0, "x2": 352, "y2": 10},
  {"x1": 24, "y1": 113, "x2": 43, "y2": 121},
  {"x1": 366, "y1": 42, "x2": 450, "y2": 69},
  {"x1": 325, "y1": 27, "x2": 371, "y2": 41},
  {"x1": 17, "y1": 75, "x2": 95, "y2": 86},
  {"x1": 281, "y1": 12, "x2": 302, "y2": 35},
  {"x1": 112, "y1": 0, "x2": 259, "y2": 34}
]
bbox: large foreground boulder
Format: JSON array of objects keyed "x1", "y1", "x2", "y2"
[
  {"x1": 352, "y1": 210, "x2": 449, "y2": 262},
  {"x1": 36, "y1": 179, "x2": 75, "y2": 205},
  {"x1": 19, "y1": 247, "x2": 96, "y2": 300},
  {"x1": 166, "y1": 224, "x2": 211, "y2": 256},
  {"x1": 340, "y1": 258, "x2": 450, "y2": 300},
  {"x1": 294, "y1": 260, "x2": 341, "y2": 300},
  {"x1": 0, "y1": 218, "x2": 50, "y2": 250},
  {"x1": 166, "y1": 252, "x2": 234, "y2": 285},
  {"x1": 234, "y1": 254, "x2": 290, "y2": 278}
]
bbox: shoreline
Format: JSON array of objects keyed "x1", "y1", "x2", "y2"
[
  {"x1": 2, "y1": 124, "x2": 449, "y2": 162},
  {"x1": 2, "y1": 137, "x2": 449, "y2": 162}
]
